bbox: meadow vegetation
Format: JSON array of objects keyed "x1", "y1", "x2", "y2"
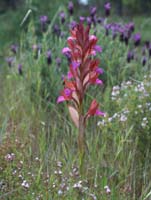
[{"x1": 0, "y1": 1, "x2": 151, "y2": 199}]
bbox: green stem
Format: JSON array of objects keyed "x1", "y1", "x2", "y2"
[{"x1": 78, "y1": 115, "x2": 85, "y2": 174}]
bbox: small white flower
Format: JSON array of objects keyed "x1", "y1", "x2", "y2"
[
  {"x1": 57, "y1": 161, "x2": 63, "y2": 168},
  {"x1": 120, "y1": 114, "x2": 127, "y2": 122},
  {"x1": 20, "y1": 161, "x2": 23, "y2": 165},
  {"x1": 123, "y1": 109, "x2": 129, "y2": 114},
  {"x1": 112, "y1": 113, "x2": 118, "y2": 118},
  {"x1": 89, "y1": 193, "x2": 97, "y2": 200},
  {"x1": 141, "y1": 122, "x2": 146, "y2": 128},
  {"x1": 58, "y1": 190, "x2": 63, "y2": 195},
  {"x1": 12, "y1": 170, "x2": 17, "y2": 175},
  {"x1": 54, "y1": 170, "x2": 62, "y2": 175},
  {"x1": 104, "y1": 185, "x2": 111, "y2": 194},
  {"x1": 126, "y1": 81, "x2": 132, "y2": 86},
  {"x1": 137, "y1": 105, "x2": 142, "y2": 109},
  {"x1": 97, "y1": 120, "x2": 105, "y2": 126},
  {"x1": 135, "y1": 111, "x2": 138, "y2": 115},
  {"x1": 143, "y1": 117, "x2": 147, "y2": 121},
  {"x1": 73, "y1": 181, "x2": 82, "y2": 189},
  {"x1": 5, "y1": 153, "x2": 15, "y2": 161},
  {"x1": 35, "y1": 157, "x2": 39, "y2": 161},
  {"x1": 108, "y1": 117, "x2": 112, "y2": 122},
  {"x1": 21, "y1": 180, "x2": 30, "y2": 189}
]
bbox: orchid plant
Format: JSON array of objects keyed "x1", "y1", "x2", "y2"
[{"x1": 57, "y1": 23, "x2": 104, "y2": 166}]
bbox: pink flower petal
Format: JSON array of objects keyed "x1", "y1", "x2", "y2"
[
  {"x1": 64, "y1": 88, "x2": 72, "y2": 96},
  {"x1": 67, "y1": 36, "x2": 75, "y2": 42},
  {"x1": 57, "y1": 96, "x2": 65, "y2": 103},
  {"x1": 89, "y1": 35, "x2": 97, "y2": 41},
  {"x1": 62, "y1": 47, "x2": 71, "y2": 55},
  {"x1": 91, "y1": 50, "x2": 96, "y2": 56},
  {"x1": 96, "y1": 68, "x2": 104, "y2": 74},
  {"x1": 96, "y1": 78, "x2": 103, "y2": 85},
  {"x1": 71, "y1": 61, "x2": 81, "y2": 70},
  {"x1": 94, "y1": 45, "x2": 102, "y2": 53},
  {"x1": 95, "y1": 109, "x2": 105, "y2": 116},
  {"x1": 67, "y1": 71, "x2": 73, "y2": 79}
]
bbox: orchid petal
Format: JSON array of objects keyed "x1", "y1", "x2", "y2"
[
  {"x1": 64, "y1": 88, "x2": 72, "y2": 96},
  {"x1": 62, "y1": 47, "x2": 71, "y2": 55},
  {"x1": 91, "y1": 50, "x2": 96, "y2": 56},
  {"x1": 67, "y1": 71, "x2": 73, "y2": 79},
  {"x1": 94, "y1": 45, "x2": 102, "y2": 53},
  {"x1": 71, "y1": 61, "x2": 81, "y2": 70},
  {"x1": 96, "y1": 79, "x2": 103, "y2": 85},
  {"x1": 96, "y1": 68, "x2": 104, "y2": 74},
  {"x1": 95, "y1": 109, "x2": 105, "y2": 116},
  {"x1": 89, "y1": 35, "x2": 97, "y2": 41},
  {"x1": 57, "y1": 96, "x2": 66, "y2": 103}
]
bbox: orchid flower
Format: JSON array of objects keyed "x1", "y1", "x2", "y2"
[{"x1": 57, "y1": 23, "x2": 105, "y2": 163}]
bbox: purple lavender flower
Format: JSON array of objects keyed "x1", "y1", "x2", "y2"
[
  {"x1": 46, "y1": 50, "x2": 52, "y2": 65},
  {"x1": 40, "y1": 15, "x2": 49, "y2": 32},
  {"x1": 142, "y1": 56, "x2": 147, "y2": 66},
  {"x1": 59, "y1": 11, "x2": 66, "y2": 24},
  {"x1": 145, "y1": 41, "x2": 150, "y2": 49},
  {"x1": 127, "y1": 51, "x2": 134, "y2": 63},
  {"x1": 53, "y1": 24, "x2": 61, "y2": 37},
  {"x1": 56, "y1": 57, "x2": 61, "y2": 67},
  {"x1": 61, "y1": 74, "x2": 65, "y2": 80},
  {"x1": 5, "y1": 57, "x2": 14, "y2": 67},
  {"x1": 97, "y1": 17, "x2": 104, "y2": 24},
  {"x1": 69, "y1": 21, "x2": 77, "y2": 29},
  {"x1": 79, "y1": 16, "x2": 85, "y2": 23},
  {"x1": 90, "y1": 7, "x2": 97, "y2": 17},
  {"x1": 128, "y1": 22, "x2": 135, "y2": 33},
  {"x1": 133, "y1": 33, "x2": 141, "y2": 46},
  {"x1": 68, "y1": 1, "x2": 74, "y2": 15},
  {"x1": 86, "y1": 17, "x2": 92, "y2": 26},
  {"x1": 18, "y1": 64, "x2": 23, "y2": 75},
  {"x1": 148, "y1": 44, "x2": 151, "y2": 57},
  {"x1": 104, "y1": 2, "x2": 111, "y2": 17},
  {"x1": 10, "y1": 44, "x2": 18, "y2": 54},
  {"x1": 40, "y1": 15, "x2": 48, "y2": 24},
  {"x1": 104, "y1": 24, "x2": 110, "y2": 36},
  {"x1": 119, "y1": 28, "x2": 124, "y2": 42},
  {"x1": 60, "y1": 31, "x2": 65, "y2": 38},
  {"x1": 124, "y1": 32, "x2": 129, "y2": 45}
]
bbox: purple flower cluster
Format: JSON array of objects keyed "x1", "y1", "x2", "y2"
[
  {"x1": 40, "y1": 15, "x2": 49, "y2": 32},
  {"x1": 68, "y1": 1, "x2": 74, "y2": 15},
  {"x1": 5, "y1": 0, "x2": 151, "y2": 76},
  {"x1": 103, "y1": 22, "x2": 135, "y2": 45},
  {"x1": 104, "y1": 2, "x2": 111, "y2": 17}
]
